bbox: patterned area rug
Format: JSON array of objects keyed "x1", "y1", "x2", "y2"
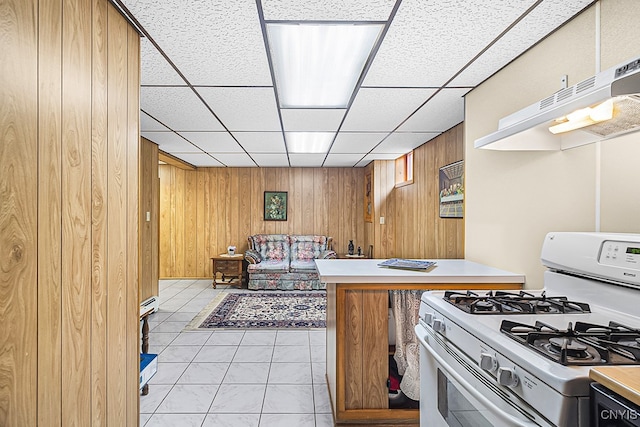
[{"x1": 188, "y1": 292, "x2": 326, "y2": 329}]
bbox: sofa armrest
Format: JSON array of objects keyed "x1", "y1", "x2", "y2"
[
  {"x1": 245, "y1": 249, "x2": 262, "y2": 264},
  {"x1": 319, "y1": 250, "x2": 337, "y2": 260}
]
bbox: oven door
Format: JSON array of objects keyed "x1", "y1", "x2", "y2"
[{"x1": 416, "y1": 323, "x2": 553, "y2": 427}]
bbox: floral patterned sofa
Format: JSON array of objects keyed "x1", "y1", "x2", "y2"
[{"x1": 244, "y1": 234, "x2": 336, "y2": 290}]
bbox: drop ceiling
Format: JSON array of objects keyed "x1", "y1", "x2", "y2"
[{"x1": 117, "y1": 0, "x2": 594, "y2": 168}]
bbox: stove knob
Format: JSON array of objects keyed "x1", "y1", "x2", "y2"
[
  {"x1": 497, "y1": 367, "x2": 519, "y2": 388},
  {"x1": 479, "y1": 353, "x2": 498, "y2": 372},
  {"x1": 432, "y1": 318, "x2": 446, "y2": 333},
  {"x1": 423, "y1": 313, "x2": 434, "y2": 324}
]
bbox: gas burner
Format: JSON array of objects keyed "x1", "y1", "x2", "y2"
[
  {"x1": 443, "y1": 290, "x2": 591, "y2": 315},
  {"x1": 501, "y1": 320, "x2": 640, "y2": 366}
]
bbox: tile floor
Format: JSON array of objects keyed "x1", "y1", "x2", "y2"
[{"x1": 140, "y1": 279, "x2": 333, "y2": 427}]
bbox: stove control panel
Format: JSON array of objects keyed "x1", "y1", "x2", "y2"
[{"x1": 600, "y1": 240, "x2": 640, "y2": 267}]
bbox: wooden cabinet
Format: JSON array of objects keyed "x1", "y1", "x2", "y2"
[
  {"x1": 210, "y1": 254, "x2": 246, "y2": 288},
  {"x1": 326, "y1": 281, "x2": 523, "y2": 426}
]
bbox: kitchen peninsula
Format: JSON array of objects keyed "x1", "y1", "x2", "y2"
[{"x1": 315, "y1": 259, "x2": 525, "y2": 426}]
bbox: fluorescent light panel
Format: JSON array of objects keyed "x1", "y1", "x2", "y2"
[
  {"x1": 548, "y1": 99, "x2": 615, "y2": 134},
  {"x1": 286, "y1": 132, "x2": 334, "y2": 153},
  {"x1": 267, "y1": 23, "x2": 384, "y2": 108}
]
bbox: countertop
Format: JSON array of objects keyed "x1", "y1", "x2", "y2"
[
  {"x1": 590, "y1": 366, "x2": 640, "y2": 407},
  {"x1": 314, "y1": 259, "x2": 525, "y2": 284}
]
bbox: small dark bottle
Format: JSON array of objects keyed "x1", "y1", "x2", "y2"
[
  {"x1": 348, "y1": 240, "x2": 354, "y2": 255},
  {"x1": 357, "y1": 246, "x2": 362, "y2": 256}
]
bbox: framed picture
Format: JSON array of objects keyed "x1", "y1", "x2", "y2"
[
  {"x1": 264, "y1": 191, "x2": 288, "y2": 221},
  {"x1": 439, "y1": 160, "x2": 464, "y2": 218}
]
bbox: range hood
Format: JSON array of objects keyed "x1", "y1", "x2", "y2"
[{"x1": 475, "y1": 55, "x2": 640, "y2": 150}]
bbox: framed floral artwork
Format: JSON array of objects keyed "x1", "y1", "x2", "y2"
[{"x1": 264, "y1": 191, "x2": 287, "y2": 221}]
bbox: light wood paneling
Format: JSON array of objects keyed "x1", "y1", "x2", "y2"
[
  {"x1": 1, "y1": 0, "x2": 39, "y2": 425},
  {"x1": 61, "y1": 0, "x2": 93, "y2": 422},
  {"x1": 126, "y1": 23, "x2": 141, "y2": 424},
  {"x1": 364, "y1": 124, "x2": 465, "y2": 260},
  {"x1": 159, "y1": 167, "x2": 365, "y2": 278},
  {"x1": 1, "y1": 0, "x2": 140, "y2": 425},
  {"x1": 38, "y1": 0, "x2": 63, "y2": 424},
  {"x1": 91, "y1": 0, "x2": 109, "y2": 424},
  {"x1": 344, "y1": 290, "x2": 363, "y2": 409},
  {"x1": 140, "y1": 138, "x2": 159, "y2": 302}
]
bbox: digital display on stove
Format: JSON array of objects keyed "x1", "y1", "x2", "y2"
[{"x1": 626, "y1": 247, "x2": 640, "y2": 255}]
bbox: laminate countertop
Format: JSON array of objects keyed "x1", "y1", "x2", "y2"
[
  {"x1": 590, "y1": 366, "x2": 640, "y2": 407},
  {"x1": 314, "y1": 258, "x2": 525, "y2": 284}
]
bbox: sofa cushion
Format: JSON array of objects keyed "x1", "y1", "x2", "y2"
[
  {"x1": 289, "y1": 258, "x2": 317, "y2": 273},
  {"x1": 249, "y1": 234, "x2": 290, "y2": 263},
  {"x1": 290, "y1": 235, "x2": 329, "y2": 261},
  {"x1": 247, "y1": 260, "x2": 289, "y2": 274}
]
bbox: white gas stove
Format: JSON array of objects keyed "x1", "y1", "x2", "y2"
[{"x1": 415, "y1": 232, "x2": 640, "y2": 427}]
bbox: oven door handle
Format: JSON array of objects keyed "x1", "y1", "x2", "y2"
[{"x1": 417, "y1": 331, "x2": 540, "y2": 427}]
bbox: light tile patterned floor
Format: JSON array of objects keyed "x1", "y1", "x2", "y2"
[{"x1": 140, "y1": 279, "x2": 333, "y2": 427}]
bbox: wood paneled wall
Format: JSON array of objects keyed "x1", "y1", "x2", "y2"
[
  {"x1": 364, "y1": 124, "x2": 465, "y2": 259},
  {"x1": 159, "y1": 167, "x2": 365, "y2": 278},
  {"x1": 140, "y1": 138, "x2": 159, "y2": 301},
  {"x1": 0, "y1": 1, "x2": 140, "y2": 425}
]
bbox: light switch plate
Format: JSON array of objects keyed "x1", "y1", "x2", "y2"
[{"x1": 380, "y1": 216, "x2": 385, "y2": 224}]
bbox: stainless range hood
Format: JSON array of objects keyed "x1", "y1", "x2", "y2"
[{"x1": 475, "y1": 55, "x2": 640, "y2": 150}]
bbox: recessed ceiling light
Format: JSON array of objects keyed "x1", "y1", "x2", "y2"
[
  {"x1": 267, "y1": 23, "x2": 383, "y2": 108},
  {"x1": 286, "y1": 132, "x2": 334, "y2": 153}
]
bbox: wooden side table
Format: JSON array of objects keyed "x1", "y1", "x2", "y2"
[{"x1": 211, "y1": 254, "x2": 245, "y2": 288}]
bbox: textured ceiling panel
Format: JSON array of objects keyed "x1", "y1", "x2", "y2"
[
  {"x1": 398, "y1": 88, "x2": 470, "y2": 132},
  {"x1": 196, "y1": 87, "x2": 281, "y2": 131},
  {"x1": 281, "y1": 109, "x2": 346, "y2": 132},
  {"x1": 140, "y1": 38, "x2": 185, "y2": 86},
  {"x1": 364, "y1": 0, "x2": 533, "y2": 87},
  {"x1": 289, "y1": 154, "x2": 326, "y2": 167},
  {"x1": 252, "y1": 153, "x2": 291, "y2": 167},
  {"x1": 449, "y1": 0, "x2": 594, "y2": 86},
  {"x1": 324, "y1": 153, "x2": 369, "y2": 167},
  {"x1": 171, "y1": 153, "x2": 224, "y2": 167},
  {"x1": 211, "y1": 153, "x2": 257, "y2": 167},
  {"x1": 141, "y1": 131, "x2": 201, "y2": 153},
  {"x1": 140, "y1": 111, "x2": 169, "y2": 132},
  {"x1": 123, "y1": 0, "x2": 272, "y2": 86},
  {"x1": 342, "y1": 88, "x2": 437, "y2": 131},
  {"x1": 355, "y1": 152, "x2": 402, "y2": 167},
  {"x1": 141, "y1": 87, "x2": 224, "y2": 131},
  {"x1": 262, "y1": 0, "x2": 396, "y2": 21},
  {"x1": 178, "y1": 132, "x2": 244, "y2": 153},
  {"x1": 233, "y1": 132, "x2": 287, "y2": 153},
  {"x1": 330, "y1": 132, "x2": 387, "y2": 154},
  {"x1": 372, "y1": 132, "x2": 440, "y2": 154}
]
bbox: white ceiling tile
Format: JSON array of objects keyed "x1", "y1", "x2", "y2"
[
  {"x1": 289, "y1": 154, "x2": 326, "y2": 167},
  {"x1": 281, "y1": 109, "x2": 346, "y2": 132},
  {"x1": 125, "y1": 0, "x2": 272, "y2": 86},
  {"x1": 330, "y1": 132, "x2": 387, "y2": 154},
  {"x1": 251, "y1": 153, "x2": 291, "y2": 167},
  {"x1": 211, "y1": 153, "x2": 257, "y2": 167},
  {"x1": 233, "y1": 132, "x2": 287, "y2": 153},
  {"x1": 178, "y1": 132, "x2": 244, "y2": 153},
  {"x1": 262, "y1": 0, "x2": 396, "y2": 21},
  {"x1": 141, "y1": 87, "x2": 224, "y2": 131},
  {"x1": 141, "y1": 111, "x2": 169, "y2": 132},
  {"x1": 171, "y1": 153, "x2": 224, "y2": 167},
  {"x1": 449, "y1": 0, "x2": 594, "y2": 86},
  {"x1": 342, "y1": 88, "x2": 437, "y2": 131},
  {"x1": 323, "y1": 153, "x2": 366, "y2": 167},
  {"x1": 372, "y1": 132, "x2": 439, "y2": 154},
  {"x1": 356, "y1": 153, "x2": 403, "y2": 168},
  {"x1": 140, "y1": 38, "x2": 185, "y2": 86},
  {"x1": 196, "y1": 87, "x2": 281, "y2": 131},
  {"x1": 364, "y1": 0, "x2": 534, "y2": 87},
  {"x1": 141, "y1": 131, "x2": 202, "y2": 153},
  {"x1": 398, "y1": 88, "x2": 470, "y2": 132}
]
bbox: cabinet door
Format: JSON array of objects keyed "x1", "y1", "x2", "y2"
[{"x1": 343, "y1": 289, "x2": 388, "y2": 410}]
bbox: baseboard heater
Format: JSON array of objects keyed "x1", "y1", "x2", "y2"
[{"x1": 140, "y1": 296, "x2": 159, "y2": 317}]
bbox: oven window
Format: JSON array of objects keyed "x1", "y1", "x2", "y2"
[{"x1": 437, "y1": 369, "x2": 493, "y2": 427}]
